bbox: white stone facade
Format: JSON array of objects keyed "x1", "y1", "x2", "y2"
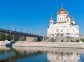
[{"x1": 47, "y1": 7, "x2": 79, "y2": 38}]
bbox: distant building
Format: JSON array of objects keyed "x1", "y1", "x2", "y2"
[{"x1": 47, "y1": 6, "x2": 79, "y2": 38}]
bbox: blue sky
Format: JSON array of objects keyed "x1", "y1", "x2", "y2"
[{"x1": 0, "y1": 0, "x2": 84, "y2": 35}]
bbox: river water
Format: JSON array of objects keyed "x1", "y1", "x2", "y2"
[{"x1": 0, "y1": 46, "x2": 84, "y2": 62}]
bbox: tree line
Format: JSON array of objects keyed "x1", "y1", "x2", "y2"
[{"x1": 0, "y1": 32, "x2": 26, "y2": 41}]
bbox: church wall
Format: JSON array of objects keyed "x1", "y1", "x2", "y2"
[
  {"x1": 48, "y1": 25, "x2": 79, "y2": 37},
  {"x1": 47, "y1": 7, "x2": 79, "y2": 38},
  {"x1": 57, "y1": 14, "x2": 67, "y2": 22}
]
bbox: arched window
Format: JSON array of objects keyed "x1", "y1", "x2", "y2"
[
  {"x1": 61, "y1": 30, "x2": 63, "y2": 32},
  {"x1": 60, "y1": 17, "x2": 62, "y2": 22},
  {"x1": 73, "y1": 29, "x2": 74, "y2": 32},
  {"x1": 67, "y1": 19, "x2": 69, "y2": 22},
  {"x1": 56, "y1": 29, "x2": 59, "y2": 32}
]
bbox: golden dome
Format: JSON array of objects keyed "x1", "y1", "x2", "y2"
[
  {"x1": 58, "y1": 8, "x2": 68, "y2": 14},
  {"x1": 66, "y1": 15, "x2": 70, "y2": 18}
]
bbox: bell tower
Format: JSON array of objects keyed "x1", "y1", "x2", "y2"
[{"x1": 50, "y1": 14, "x2": 54, "y2": 26}]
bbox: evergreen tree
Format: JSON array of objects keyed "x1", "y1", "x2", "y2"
[{"x1": 0, "y1": 33, "x2": 6, "y2": 41}]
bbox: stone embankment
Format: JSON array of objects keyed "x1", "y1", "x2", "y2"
[
  {"x1": 12, "y1": 41, "x2": 84, "y2": 48},
  {"x1": 1, "y1": 41, "x2": 84, "y2": 48}
]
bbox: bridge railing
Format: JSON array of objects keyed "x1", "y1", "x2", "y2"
[{"x1": 0, "y1": 28, "x2": 43, "y2": 38}]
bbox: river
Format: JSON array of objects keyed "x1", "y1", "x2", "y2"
[{"x1": 0, "y1": 46, "x2": 84, "y2": 62}]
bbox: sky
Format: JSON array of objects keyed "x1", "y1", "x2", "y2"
[{"x1": 0, "y1": 0, "x2": 84, "y2": 35}]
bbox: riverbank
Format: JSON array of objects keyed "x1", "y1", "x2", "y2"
[
  {"x1": 0, "y1": 41, "x2": 10, "y2": 46},
  {"x1": 12, "y1": 41, "x2": 84, "y2": 48},
  {"x1": 1, "y1": 41, "x2": 84, "y2": 48}
]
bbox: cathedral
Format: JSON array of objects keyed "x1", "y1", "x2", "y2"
[{"x1": 47, "y1": 6, "x2": 79, "y2": 38}]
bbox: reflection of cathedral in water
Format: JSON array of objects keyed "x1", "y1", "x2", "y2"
[{"x1": 47, "y1": 51, "x2": 80, "y2": 62}]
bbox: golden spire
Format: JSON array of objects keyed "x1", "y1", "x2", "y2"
[
  {"x1": 57, "y1": 3, "x2": 68, "y2": 14},
  {"x1": 62, "y1": 2, "x2": 63, "y2": 9},
  {"x1": 50, "y1": 14, "x2": 53, "y2": 20}
]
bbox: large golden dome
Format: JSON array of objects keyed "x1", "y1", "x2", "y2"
[{"x1": 58, "y1": 8, "x2": 68, "y2": 14}]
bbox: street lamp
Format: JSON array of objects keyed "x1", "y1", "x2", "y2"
[{"x1": 43, "y1": 33, "x2": 44, "y2": 41}]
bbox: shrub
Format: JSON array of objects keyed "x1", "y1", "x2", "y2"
[
  {"x1": 81, "y1": 39, "x2": 84, "y2": 42},
  {"x1": 19, "y1": 36, "x2": 26, "y2": 41},
  {"x1": 0, "y1": 33, "x2": 6, "y2": 41},
  {"x1": 76, "y1": 40, "x2": 79, "y2": 42},
  {"x1": 61, "y1": 39, "x2": 64, "y2": 42},
  {"x1": 6, "y1": 34, "x2": 13, "y2": 41}
]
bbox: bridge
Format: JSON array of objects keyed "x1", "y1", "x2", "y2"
[{"x1": 0, "y1": 28, "x2": 43, "y2": 41}]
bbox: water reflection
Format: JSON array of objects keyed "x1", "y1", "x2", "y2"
[
  {"x1": 47, "y1": 51, "x2": 80, "y2": 62},
  {"x1": 0, "y1": 46, "x2": 15, "y2": 62},
  {"x1": 0, "y1": 47, "x2": 84, "y2": 62}
]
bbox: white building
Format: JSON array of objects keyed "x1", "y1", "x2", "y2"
[{"x1": 47, "y1": 7, "x2": 79, "y2": 38}]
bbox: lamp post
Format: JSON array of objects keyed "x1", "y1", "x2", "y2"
[{"x1": 43, "y1": 33, "x2": 44, "y2": 41}]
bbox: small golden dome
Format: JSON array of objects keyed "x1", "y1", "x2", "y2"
[
  {"x1": 58, "y1": 8, "x2": 68, "y2": 14},
  {"x1": 66, "y1": 15, "x2": 70, "y2": 18}
]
